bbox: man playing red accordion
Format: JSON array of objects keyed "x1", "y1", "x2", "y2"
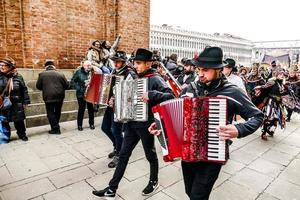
[{"x1": 149, "y1": 46, "x2": 264, "y2": 200}]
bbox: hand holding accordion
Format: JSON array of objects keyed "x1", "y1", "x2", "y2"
[{"x1": 152, "y1": 97, "x2": 229, "y2": 164}]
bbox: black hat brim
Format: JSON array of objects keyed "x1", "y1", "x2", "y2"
[
  {"x1": 111, "y1": 57, "x2": 126, "y2": 62},
  {"x1": 191, "y1": 59, "x2": 228, "y2": 69},
  {"x1": 133, "y1": 57, "x2": 155, "y2": 61}
]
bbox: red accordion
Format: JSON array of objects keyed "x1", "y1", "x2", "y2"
[
  {"x1": 152, "y1": 97, "x2": 229, "y2": 164},
  {"x1": 84, "y1": 73, "x2": 113, "y2": 105}
]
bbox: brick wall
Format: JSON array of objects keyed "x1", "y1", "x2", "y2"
[{"x1": 0, "y1": 0, "x2": 150, "y2": 69}]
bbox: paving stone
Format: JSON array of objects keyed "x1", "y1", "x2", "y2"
[
  {"x1": 30, "y1": 196, "x2": 44, "y2": 200},
  {"x1": 157, "y1": 165, "x2": 182, "y2": 188},
  {"x1": 30, "y1": 139, "x2": 67, "y2": 158},
  {"x1": 49, "y1": 166, "x2": 95, "y2": 188},
  {"x1": 239, "y1": 138, "x2": 274, "y2": 156},
  {"x1": 87, "y1": 157, "x2": 114, "y2": 174},
  {"x1": 0, "y1": 166, "x2": 14, "y2": 186},
  {"x1": 117, "y1": 176, "x2": 157, "y2": 200},
  {"x1": 279, "y1": 158, "x2": 300, "y2": 185},
  {"x1": 272, "y1": 143, "x2": 300, "y2": 156},
  {"x1": 256, "y1": 193, "x2": 280, "y2": 200},
  {"x1": 210, "y1": 181, "x2": 259, "y2": 200},
  {"x1": 6, "y1": 154, "x2": 50, "y2": 180},
  {"x1": 1, "y1": 178, "x2": 55, "y2": 200},
  {"x1": 213, "y1": 171, "x2": 231, "y2": 188},
  {"x1": 43, "y1": 181, "x2": 98, "y2": 200},
  {"x1": 282, "y1": 134, "x2": 300, "y2": 148},
  {"x1": 262, "y1": 149, "x2": 294, "y2": 166},
  {"x1": 248, "y1": 158, "x2": 285, "y2": 178},
  {"x1": 163, "y1": 180, "x2": 189, "y2": 200},
  {"x1": 146, "y1": 191, "x2": 174, "y2": 200},
  {"x1": 221, "y1": 159, "x2": 245, "y2": 175},
  {"x1": 124, "y1": 159, "x2": 150, "y2": 181},
  {"x1": 230, "y1": 168, "x2": 273, "y2": 193},
  {"x1": 265, "y1": 178, "x2": 300, "y2": 200},
  {"x1": 128, "y1": 146, "x2": 146, "y2": 163},
  {"x1": 230, "y1": 149, "x2": 259, "y2": 165},
  {"x1": 86, "y1": 170, "x2": 129, "y2": 190},
  {"x1": 42, "y1": 153, "x2": 80, "y2": 170},
  {"x1": 230, "y1": 133, "x2": 258, "y2": 148}
]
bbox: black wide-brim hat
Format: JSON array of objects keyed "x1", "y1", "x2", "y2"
[
  {"x1": 111, "y1": 51, "x2": 127, "y2": 62},
  {"x1": 191, "y1": 46, "x2": 227, "y2": 69},
  {"x1": 133, "y1": 48, "x2": 155, "y2": 61}
]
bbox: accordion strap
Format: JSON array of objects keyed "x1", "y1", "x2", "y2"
[
  {"x1": 144, "y1": 73, "x2": 158, "y2": 78},
  {"x1": 190, "y1": 82, "x2": 199, "y2": 96}
]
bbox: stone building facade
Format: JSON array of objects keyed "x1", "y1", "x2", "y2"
[
  {"x1": 0, "y1": 0, "x2": 150, "y2": 69},
  {"x1": 150, "y1": 24, "x2": 253, "y2": 65}
]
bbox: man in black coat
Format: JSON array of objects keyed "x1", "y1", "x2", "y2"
[
  {"x1": 176, "y1": 59, "x2": 196, "y2": 88},
  {"x1": 101, "y1": 51, "x2": 138, "y2": 168},
  {"x1": 36, "y1": 61, "x2": 69, "y2": 134},
  {"x1": 93, "y1": 48, "x2": 175, "y2": 198},
  {"x1": 149, "y1": 47, "x2": 264, "y2": 200}
]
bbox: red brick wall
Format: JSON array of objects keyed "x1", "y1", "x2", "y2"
[{"x1": 0, "y1": 0, "x2": 150, "y2": 69}]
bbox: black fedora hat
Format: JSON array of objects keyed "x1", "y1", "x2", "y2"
[
  {"x1": 133, "y1": 48, "x2": 154, "y2": 61},
  {"x1": 191, "y1": 46, "x2": 227, "y2": 69},
  {"x1": 184, "y1": 59, "x2": 195, "y2": 66},
  {"x1": 224, "y1": 58, "x2": 237, "y2": 72},
  {"x1": 111, "y1": 51, "x2": 127, "y2": 62}
]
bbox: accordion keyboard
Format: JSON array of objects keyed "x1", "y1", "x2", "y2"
[
  {"x1": 207, "y1": 98, "x2": 227, "y2": 162},
  {"x1": 134, "y1": 78, "x2": 148, "y2": 121}
]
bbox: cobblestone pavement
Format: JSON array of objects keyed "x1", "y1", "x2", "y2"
[{"x1": 0, "y1": 114, "x2": 300, "y2": 200}]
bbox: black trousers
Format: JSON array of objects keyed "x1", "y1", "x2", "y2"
[
  {"x1": 14, "y1": 120, "x2": 26, "y2": 138},
  {"x1": 101, "y1": 107, "x2": 123, "y2": 154},
  {"x1": 45, "y1": 101, "x2": 63, "y2": 131},
  {"x1": 286, "y1": 107, "x2": 293, "y2": 120},
  {"x1": 109, "y1": 124, "x2": 159, "y2": 191},
  {"x1": 181, "y1": 161, "x2": 222, "y2": 200},
  {"x1": 77, "y1": 97, "x2": 94, "y2": 126}
]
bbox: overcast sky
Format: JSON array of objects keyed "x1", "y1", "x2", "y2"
[{"x1": 150, "y1": 0, "x2": 300, "y2": 42}]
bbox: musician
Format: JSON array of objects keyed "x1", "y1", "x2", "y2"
[
  {"x1": 149, "y1": 46, "x2": 264, "y2": 200},
  {"x1": 223, "y1": 58, "x2": 246, "y2": 92},
  {"x1": 101, "y1": 51, "x2": 137, "y2": 168},
  {"x1": 93, "y1": 48, "x2": 175, "y2": 198},
  {"x1": 176, "y1": 59, "x2": 196, "y2": 88}
]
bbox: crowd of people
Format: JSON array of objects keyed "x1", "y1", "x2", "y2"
[{"x1": 0, "y1": 37, "x2": 299, "y2": 199}]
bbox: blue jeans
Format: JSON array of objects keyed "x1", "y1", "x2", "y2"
[{"x1": 101, "y1": 107, "x2": 123, "y2": 154}]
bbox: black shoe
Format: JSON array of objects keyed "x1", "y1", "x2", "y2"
[
  {"x1": 90, "y1": 125, "x2": 95, "y2": 130},
  {"x1": 20, "y1": 136, "x2": 28, "y2": 141},
  {"x1": 49, "y1": 130, "x2": 61, "y2": 135},
  {"x1": 78, "y1": 126, "x2": 83, "y2": 131},
  {"x1": 92, "y1": 187, "x2": 116, "y2": 199},
  {"x1": 286, "y1": 118, "x2": 291, "y2": 122},
  {"x1": 108, "y1": 156, "x2": 119, "y2": 168},
  {"x1": 142, "y1": 180, "x2": 159, "y2": 196},
  {"x1": 108, "y1": 149, "x2": 116, "y2": 159}
]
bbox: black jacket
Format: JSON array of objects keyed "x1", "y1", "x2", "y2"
[
  {"x1": 0, "y1": 73, "x2": 9, "y2": 117},
  {"x1": 176, "y1": 72, "x2": 196, "y2": 85},
  {"x1": 8, "y1": 73, "x2": 30, "y2": 122},
  {"x1": 181, "y1": 75, "x2": 264, "y2": 138},
  {"x1": 70, "y1": 67, "x2": 89, "y2": 99},
  {"x1": 36, "y1": 67, "x2": 69, "y2": 103},
  {"x1": 128, "y1": 68, "x2": 175, "y2": 128}
]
